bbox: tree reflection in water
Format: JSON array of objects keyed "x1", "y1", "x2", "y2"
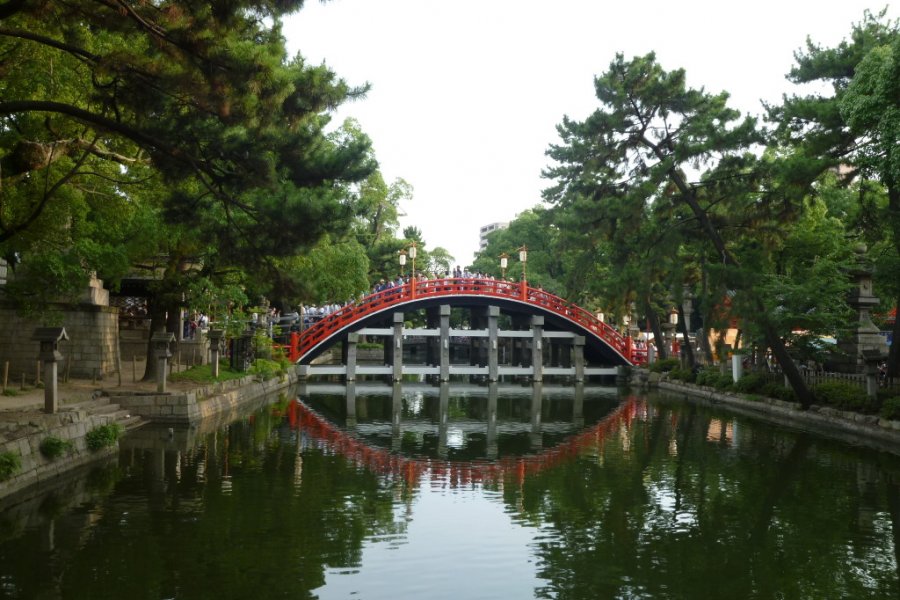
[{"x1": 0, "y1": 388, "x2": 899, "y2": 599}]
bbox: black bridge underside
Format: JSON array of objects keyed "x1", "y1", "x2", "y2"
[{"x1": 300, "y1": 295, "x2": 629, "y2": 368}]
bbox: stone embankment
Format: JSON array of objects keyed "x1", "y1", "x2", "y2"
[
  {"x1": 0, "y1": 366, "x2": 303, "y2": 501},
  {"x1": 643, "y1": 370, "x2": 900, "y2": 453}
]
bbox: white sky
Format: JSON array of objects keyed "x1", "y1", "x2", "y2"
[{"x1": 284, "y1": 1, "x2": 896, "y2": 269}]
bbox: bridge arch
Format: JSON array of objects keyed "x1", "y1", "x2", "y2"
[{"x1": 290, "y1": 278, "x2": 643, "y2": 370}]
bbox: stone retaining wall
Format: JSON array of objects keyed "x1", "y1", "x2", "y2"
[
  {"x1": 0, "y1": 303, "x2": 119, "y2": 381},
  {"x1": 0, "y1": 411, "x2": 120, "y2": 499},
  {"x1": 655, "y1": 376, "x2": 900, "y2": 453},
  {"x1": 109, "y1": 366, "x2": 304, "y2": 425}
]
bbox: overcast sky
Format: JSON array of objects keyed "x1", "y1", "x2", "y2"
[{"x1": 284, "y1": 1, "x2": 896, "y2": 269}]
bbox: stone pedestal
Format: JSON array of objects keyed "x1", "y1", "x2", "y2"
[
  {"x1": 151, "y1": 331, "x2": 175, "y2": 393},
  {"x1": 208, "y1": 329, "x2": 224, "y2": 378},
  {"x1": 32, "y1": 327, "x2": 68, "y2": 414}
]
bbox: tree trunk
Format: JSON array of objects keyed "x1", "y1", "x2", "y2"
[
  {"x1": 644, "y1": 299, "x2": 665, "y2": 360},
  {"x1": 677, "y1": 303, "x2": 696, "y2": 368}
]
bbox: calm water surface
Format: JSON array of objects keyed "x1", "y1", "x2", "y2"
[{"x1": 1, "y1": 383, "x2": 900, "y2": 599}]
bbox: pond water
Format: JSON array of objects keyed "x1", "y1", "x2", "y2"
[{"x1": 1, "y1": 383, "x2": 900, "y2": 599}]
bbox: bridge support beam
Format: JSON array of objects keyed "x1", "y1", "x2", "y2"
[
  {"x1": 426, "y1": 306, "x2": 441, "y2": 369},
  {"x1": 392, "y1": 312, "x2": 404, "y2": 382},
  {"x1": 532, "y1": 315, "x2": 544, "y2": 382},
  {"x1": 574, "y1": 336, "x2": 585, "y2": 382},
  {"x1": 345, "y1": 333, "x2": 358, "y2": 382},
  {"x1": 488, "y1": 306, "x2": 499, "y2": 381},
  {"x1": 439, "y1": 305, "x2": 451, "y2": 381}
]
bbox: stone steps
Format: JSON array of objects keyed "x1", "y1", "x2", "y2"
[{"x1": 65, "y1": 398, "x2": 145, "y2": 431}]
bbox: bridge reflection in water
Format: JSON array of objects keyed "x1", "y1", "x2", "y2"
[{"x1": 292, "y1": 382, "x2": 639, "y2": 488}]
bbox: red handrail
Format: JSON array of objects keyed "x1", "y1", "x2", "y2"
[{"x1": 296, "y1": 277, "x2": 637, "y2": 365}]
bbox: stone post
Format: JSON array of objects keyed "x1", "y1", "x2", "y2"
[
  {"x1": 440, "y1": 305, "x2": 451, "y2": 382},
  {"x1": 345, "y1": 332, "x2": 359, "y2": 382},
  {"x1": 862, "y1": 349, "x2": 884, "y2": 399},
  {"x1": 151, "y1": 331, "x2": 175, "y2": 393},
  {"x1": 488, "y1": 305, "x2": 499, "y2": 381},
  {"x1": 392, "y1": 312, "x2": 404, "y2": 382},
  {"x1": 573, "y1": 336, "x2": 585, "y2": 382},
  {"x1": 208, "y1": 329, "x2": 224, "y2": 378},
  {"x1": 531, "y1": 315, "x2": 544, "y2": 382},
  {"x1": 32, "y1": 327, "x2": 68, "y2": 414}
]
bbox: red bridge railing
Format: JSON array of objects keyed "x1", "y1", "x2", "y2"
[{"x1": 283, "y1": 278, "x2": 643, "y2": 366}]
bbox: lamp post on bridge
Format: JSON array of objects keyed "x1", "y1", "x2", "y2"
[
  {"x1": 499, "y1": 252, "x2": 509, "y2": 280},
  {"x1": 518, "y1": 245, "x2": 528, "y2": 301},
  {"x1": 408, "y1": 241, "x2": 418, "y2": 299},
  {"x1": 398, "y1": 249, "x2": 407, "y2": 279}
]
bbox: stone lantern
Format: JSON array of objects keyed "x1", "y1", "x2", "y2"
[
  {"x1": 207, "y1": 329, "x2": 225, "y2": 378},
  {"x1": 151, "y1": 331, "x2": 175, "y2": 393},
  {"x1": 837, "y1": 244, "x2": 889, "y2": 372},
  {"x1": 32, "y1": 327, "x2": 68, "y2": 414}
]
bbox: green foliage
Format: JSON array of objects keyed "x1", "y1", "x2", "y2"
[
  {"x1": 39, "y1": 436, "x2": 73, "y2": 460},
  {"x1": 85, "y1": 424, "x2": 122, "y2": 451},
  {"x1": 2, "y1": 389, "x2": 18, "y2": 397},
  {"x1": 170, "y1": 363, "x2": 247, "y2": 384},
  {"x1": 668, "y1": 367, "x2": 695, "y2": 383},
  {"x1": 880, "y1": 394, "x2": 900, "y2": 420},
  {"x1": 813, "y1": 381, "x2": 877, "y2": 413},
  {"x1": 761, "y1": 382, "x2": 799, "y2": 403},
  {"x1": 734, "y1": 373, "x2": 769, "y2": 394},
  {"x1": 249, "y1": 358, "x2": 289, "y2": 381},
  {"x1": 0, "y1": 451, "x2": 21, "y2": 481},
  {"x1": 649, "y1": 358, "x2": 680, "y2": 373},
  {"x1": 695, "y1": 368, "x2": 731, "y2": 389}
]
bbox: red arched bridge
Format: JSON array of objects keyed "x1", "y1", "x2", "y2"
[{"x1": 278, "y1": 278, "x2": 648, "y2": 373}]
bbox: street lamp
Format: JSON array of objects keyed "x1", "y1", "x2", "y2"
[
  {"x1": 408, "y1": 241, "x2": 417, "y2": 278},
  {"x1": 518, "y1": 245, "x2": 527, "y2": 282},
  {"x1": 398, "y1": 249, "x2": 407, "y2": 278},
  {"x1": 499, "y1": 252, "x2": 509, "y2": 280}
]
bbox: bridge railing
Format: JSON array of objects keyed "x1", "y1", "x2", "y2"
[{"x1": 294, "y1": 278, "x2": 634, "y2": 363}]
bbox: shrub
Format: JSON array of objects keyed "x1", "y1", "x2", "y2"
[
  {"x1": 881, "y1": 396, "x2": 900, "y2": 421},
  {"x1": 761, "y1": 382, "x2": 798, "y2": 403},
  {"x1": 713, "y1": 375, "x2": 734, "y2": 391},
  {"x1": 2, "y1": 388, "x2": 18, "y2": 397},
  {"x1": 0, "y1": 451, "x2": 21, "y2": 481},
  {"x1": 813, "y1": 381, "x2": 876, "y2": 413},
  {"x1": 649, "y1": 358, "x2": 680, "y2": 373},
  {"x1": 40, "y1": 436, "x2": 74, "y2": 459},
  {"x1": 696, "y1": 367, "x2": 731, "y2": 389},
  {"x1": 85, "y1": 424, "x2": 122, "y2": 451},
  {"x1": 734, "y1": 373, "x2": 768, "y2": 394},
  {"x1": 669, "y1": 367, "x2": 696, "y2": 383},
  {"x1": 249, "y1": 357, "x2": 288, "y2": 381}
]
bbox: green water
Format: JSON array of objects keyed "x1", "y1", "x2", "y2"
[{"x1": 1, "y1": 384, "x2": 899, "y2": 599}]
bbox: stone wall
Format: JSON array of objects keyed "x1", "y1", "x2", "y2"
[
  {"x1": 0, "y1": 410, "x2": 119, "y2": 499},
  {"x1": 0, "y1": 303, "x2": 119, "y2": 382},
  {"x1": 110, "y1": 367, "x2": 302, "y2": 425}
]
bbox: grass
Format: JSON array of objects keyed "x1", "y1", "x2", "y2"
[
  {"x1": 85, "y1": 424, "x2": 122, "y2": 451},
  {"x1": 40, "y1": 436, "x2": 74, "y2": 459},
  {"x1": 0, "y1": 451, "x2": 21, "y2": 481},
  {"x1": 169, "y1": 362, "x2": 250, "y2": 384}
]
